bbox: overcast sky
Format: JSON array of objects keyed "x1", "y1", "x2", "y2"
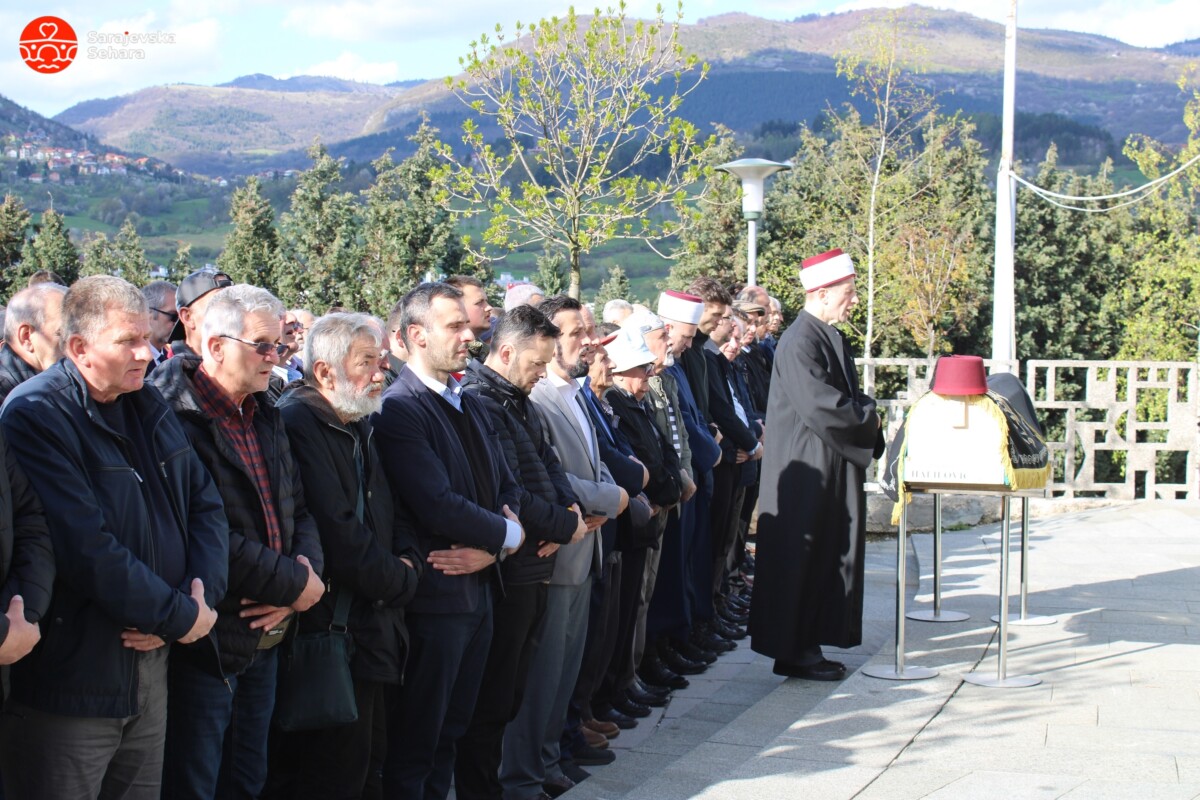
[{"x1": 5, "y1": 0, "x2": 1198, "y2": 118}]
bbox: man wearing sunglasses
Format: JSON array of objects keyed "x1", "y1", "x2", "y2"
[
  {"x1": 167, "y1": 268, "x2": 233, "y2": 359},
  {"x1": 143, "y1": 280, "x2": 177, "y2": 368},
  {"x1": 151, "y1": 284, "x2": 325, "y2": 800}
]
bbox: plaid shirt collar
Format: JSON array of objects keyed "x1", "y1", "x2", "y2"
[{"x1": 193, "y1": 364, "x2": 258, "y2": 425}]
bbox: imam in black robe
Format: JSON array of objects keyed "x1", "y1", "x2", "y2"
[{"x1": 748, "y1": 309, "x2": 884, "y2": 664}]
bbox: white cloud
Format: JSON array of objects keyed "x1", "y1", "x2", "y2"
[
  {"x1": 828, "y1": 0, "x2": 1200, "y2": 48},
  {"x1": 286, "y1": 51, "x2": 401, "y2": 83},
  {"x1": 4, "y1": 13, "x2": 223, "y2": 117},
  {"x1": 280, "y1": 0, "x2": 681, "y2": 43}
]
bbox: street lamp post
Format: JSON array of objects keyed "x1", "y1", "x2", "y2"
[{"x1": 716, "y1": 158, "x2": 792, "y2": 288}]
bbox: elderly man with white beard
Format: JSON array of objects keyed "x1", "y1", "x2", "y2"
[{"x1": 270, "y1": 313, "x2": 423, "y2": 799}]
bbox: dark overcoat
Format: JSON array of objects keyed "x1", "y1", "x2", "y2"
[{"x1": 748, "y1": 310, "x2": 883, "y2": 661}]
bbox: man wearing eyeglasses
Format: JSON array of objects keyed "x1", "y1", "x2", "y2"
[
  {"x1": 142, "y1": 280, "x2": 177, "y2": 364},
  {"x1": 150, "y1": 284, "x2": 325, "y2": 800},
  {"x1": 167, "y1": 268, "x2": 233, "y2": 359}
]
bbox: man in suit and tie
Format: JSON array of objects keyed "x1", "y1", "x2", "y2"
[
  {"x1": 501, "y1": 295, "x2": 629, "y2": 800},
  {"x1": 373, "y1": 282, "x2": 525, "y2": 800}
]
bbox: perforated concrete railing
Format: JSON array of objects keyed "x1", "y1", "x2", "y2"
[{"x1": 854, "y1": 358, "x2": 1198, "y2": 500}]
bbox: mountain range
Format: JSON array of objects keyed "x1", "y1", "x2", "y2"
[{"x1": 39, "y1": 7, "x2": 1200, "y2": 176}]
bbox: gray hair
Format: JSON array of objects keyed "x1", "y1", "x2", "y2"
[
  {"x1": 303, "y1": 312, "x2": 383, "y2": 383},
  {"x1": 142, "y1": 280, "x2": 177, "y2": 311},
  {"x1": 62, "y1": 276, "x2": 146, "y2": 344},
  {"x1": 602, "y1": 298, "x2": 634, "y2": 324},
  {"x1": 504, "y1": 282, "x2": 543, "y2": 312},
  {"x1": 398, "y1": 282, "x2": 464, "y2": 349},
  {"x1": 6, "y1": 282, "x2": 68, "y2": 342},
  {"x1": 202, "y1": 284, "x2": 285, "y2": 343}
]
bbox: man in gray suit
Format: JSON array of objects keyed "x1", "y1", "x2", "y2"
[{"x1": 500, "y1": 295, "x2": 628, "y2": 800}]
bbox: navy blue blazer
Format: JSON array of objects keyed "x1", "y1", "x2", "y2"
[{"x1": 372, "y1": 366, "x2": 522, "y2": 615}]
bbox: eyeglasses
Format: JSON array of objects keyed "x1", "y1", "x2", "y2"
[
  {"x1": 220, "y1": 335, "x2": 289, "y2": 359},
  {"x1": 150, "y1": 307, "x2": 179, "y2": 323}
]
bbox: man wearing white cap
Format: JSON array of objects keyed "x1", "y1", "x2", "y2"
[
  {"x1": 748, "y1": 249, "x2": 884, "y2": 681},
  {"x1": 646, "y1": 292, "x2": 729, "y2": 678}
]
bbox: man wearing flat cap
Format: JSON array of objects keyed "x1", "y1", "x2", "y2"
[{"x1": 748, "y1": 249, "x2": 885, "y2": 681}]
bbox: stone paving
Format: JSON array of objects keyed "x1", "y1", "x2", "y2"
[{"x1": 565, "y1": 500, "x2": 1200, "y2": 800}]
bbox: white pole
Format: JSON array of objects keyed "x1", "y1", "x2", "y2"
[
  {"x1": 747, "y1": 218, "x2": 758, "y2": 287},
  {"x1": 991, "y1": 0, "x2": 1019, "y2": 372}
]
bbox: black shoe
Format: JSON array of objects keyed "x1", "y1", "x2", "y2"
[
  {"x1": 639, "y1": 657, "x2": 689, "y2": 691},
  {"x1": 561, "y1": 763, "x2": 591, "y2": 784},
  {"x1": 692, "y1": 628, "x2": 736, "y2": 653},
  {"x1": 625, "y1": 685, "x2": 667, "y2": 708},
  {"x1": 659, "y1": 644, "x2": 707, "y2": 675},
  {"x1": 773, "y1": 659, "x2": 847, "y2": 681},
  {"x1": 613, "y1": 693, "x2": 652, "y2": 718},
  {"x1": 573, "y1": 744, "x2": 617, "y2": 766},
  {"x1": 632, "y1": 677, "x2": 671, "y2": 701},
  {"x1": 672, "y1": 638, "x2": 717, "y2": 665},
  {"x1": 718, "y1": 605, "x2": 749, "y2": 626},
  {"x1": 712, "y1": 618, "x2": 747, "y2": 640},
  {"x1": 725, "y1": 594, "x2": 751, "y2": 612},
  {"x1": 598, "y1": 707, "x2": 638, "y2": 729},
  {"x1": 543, "y1": 775, "x2": 576, "y2": 798}
]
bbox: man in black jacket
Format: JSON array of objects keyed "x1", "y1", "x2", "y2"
[
  {"x1": 373, "y1": 283, "x2": 524, "y2": 800},
  {"x1": 0, "y1": 282, "x2": 66, "y2": 403},
  {"x1": 0, "y1": 275, "x2": 225, "y2": 800},
  {"x1": 0, "y1": 426, "x2": 52, "y2": 667},
  {"x1": 457, "y1": 305, "x2": 588, "y2": 800},
  {"x1": 151, "y1": 284, "x2": 325, "y2": 800},
  {"x1": 270, "y1": 312, "x2": 422, "y2": 799}
]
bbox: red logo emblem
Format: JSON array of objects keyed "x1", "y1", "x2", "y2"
[{"x1": 19, "y1": 16, "x2": 77, "y2": 73}]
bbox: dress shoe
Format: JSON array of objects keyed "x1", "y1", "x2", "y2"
[
  {"x1": 639, "y1": 657, "x2": 689, "y2": 690},
  {"x1": 773, "y1": 658, "x2": 846, "y2": 681},
  {"x1": 632, "y1": 677, "x2": 671, "y2": 701},
  {"x1": 659, "y1": 643, "x2": 707, "y2": 675},
  {"x1": 572, "y1": 744, "x2": 616, "y2": 766},
  {"x1": 672, "y1": 638, "x2": 717, "y2": 665},
  {"x1": 712, "y1": 618, "x2": 747, "y2": 640},
  {"x1": 583, "y1": 717, "x2": 620, "y2": 739},
  {"x1": 717, "y1": 604, "x2": 749, "y2": 626},
  {"x1": 542, "y1": 775, "x2": 576, "y2": 798},
  {"x1": 691, "y1": 629, "x2": 735, "y2": 654},
  {"x1": 613, "y1": 693, "x2": 652, "y2": 718},
  {"x1": 598, "y1": 707, "x2": 638, "y2": 729},
  {"x1": 625, "y1": 685, "x2": 667, "y2": 708},
  {"x1": 582, "y1": 726, "x2": 610, "y2": 749},
  {"x1": 561, "y1": 762, "x2": 591, "y2": 784},
  {"x1": 725, "y1": 593, "x2": 751, "y2": 612}
]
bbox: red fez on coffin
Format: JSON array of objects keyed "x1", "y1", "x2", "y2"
[{"x1": 931, "y1": 355, "x2": 988, "y2": 396}]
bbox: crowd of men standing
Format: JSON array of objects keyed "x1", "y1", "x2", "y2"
[{"x1": 0, "y1": 256, "x2": 875, "y2": 800}]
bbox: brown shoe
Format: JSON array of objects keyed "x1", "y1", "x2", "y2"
[
  {"x1": 582, "y1": 726, "x2": 610, "y2": 749},
  {"x1": 582, "y1": 717, "x2": 620, "y2": 739}
]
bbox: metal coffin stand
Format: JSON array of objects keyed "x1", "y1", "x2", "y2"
[{"x1": 864, "y1": 485, "x2": 1047, "y2": 688}]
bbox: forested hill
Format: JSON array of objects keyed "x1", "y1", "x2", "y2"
[{"x1": 51, "y1": 5, "x2": 1199, "y2": 176}]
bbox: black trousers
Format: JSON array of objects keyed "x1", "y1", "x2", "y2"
[
  {"x1": 571, "y1": 551, "x2": 622, "y2": 721},
  {"x1": 454, "y1": 582, "x2": 549, "y2": 800},
  {"x1": 382, "y1": 587, "x2": 494, "y2": 800},
  {"x1": 710, "y1": 461, "x2": 745, "y2": 598},
  {"x1": 265, "y1": 679, "x2": 390, "y2": 800},
  {"x1": 595, "y1": 546, "x2": 648, "y2": 707}
]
